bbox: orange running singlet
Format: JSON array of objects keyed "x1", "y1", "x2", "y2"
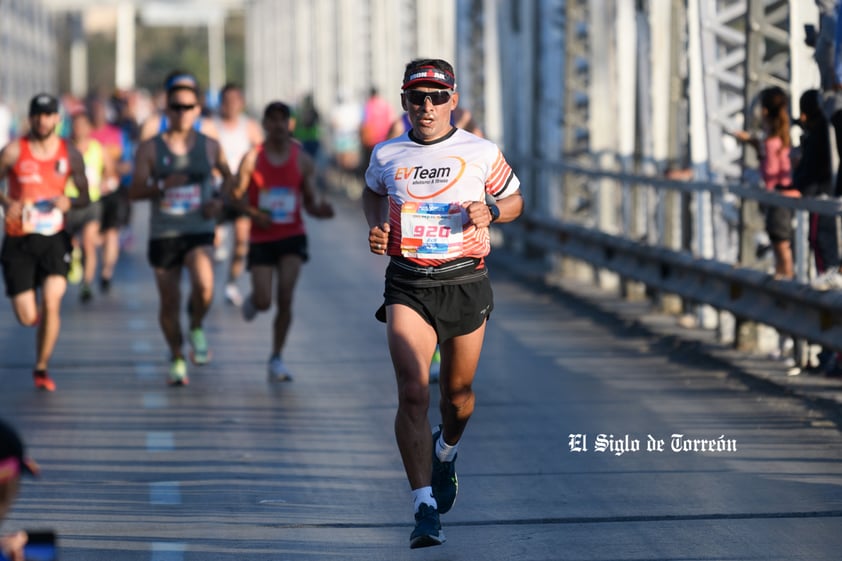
[{"x1": 6, "y1": 138, "x2": 71, "y2": 237}]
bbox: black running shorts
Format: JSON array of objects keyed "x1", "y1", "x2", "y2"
[
  {"x1": 147, "y1": 233, "x2": 215, "y2": 270},
  {"x1": 376, "y1": 267, "x2": 494, "y2": 343},
  {"x1": 247, "y1": 235, "x2": 309, "y2": 268},
  {"x1": 1, "y1": 231, "x2": 72, "y2": 297},
  {"x1": 100, "y1": 190, "x2": 130, "y2": 232}
]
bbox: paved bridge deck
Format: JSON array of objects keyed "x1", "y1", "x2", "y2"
[{"x1": 1, "y1": 196, "x2": 841, "y2": 560}]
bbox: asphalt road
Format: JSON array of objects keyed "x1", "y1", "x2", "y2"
[{"x1": 1, "y1": 196, "x2": 841, "y2": 560}]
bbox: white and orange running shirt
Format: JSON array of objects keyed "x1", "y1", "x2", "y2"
[{"x1": 365, "y1": 127, "x2": 520, "y2": 267}]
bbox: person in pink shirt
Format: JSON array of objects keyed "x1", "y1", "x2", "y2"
[
  {"x1": 735, "y1": 86, "x2": 798, "y2": 279},
  {"x1": 359, "y1": 87, "x2": 394, "y2": 167}
]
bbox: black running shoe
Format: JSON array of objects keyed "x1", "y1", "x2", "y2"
[
  {"x1": 431, "y1": 425, "x2": 458, "y2": 514},
  {"x1": 409, "y1": 503, "x2": 445, "y2": 549}
]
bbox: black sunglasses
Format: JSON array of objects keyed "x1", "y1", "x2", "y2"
[
  {"x1": 168, "y1": 103, "x2": 197, "y2": 112},
  {"x1": 404, "y1": 89, "x2": 453, "y2": 106}
]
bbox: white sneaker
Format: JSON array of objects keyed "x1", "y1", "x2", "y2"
[
  {"x1": 812, "y1": 268, "x2": 842, "y2": 291},
  {"x1": 268, "y1": 355, "x2": 293, "y2": 382},
  {"x1": 225, "y1": 283, "x2": 243, "y2": 307},
  {"x1": 242, "y1": 294, "x2": 257, "y2": 322}
]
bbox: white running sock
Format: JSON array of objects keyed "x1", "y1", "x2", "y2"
[
  {"x1": 436, "y1": 432, "x2": 459, "y2": 462},
  {"x1": 412, "y1": 486, "x2": 437, "y2": 512}
]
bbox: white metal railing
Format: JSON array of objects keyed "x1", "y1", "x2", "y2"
[{"x1": 504, "y1": 157, "x2": 842, "y2": 353}]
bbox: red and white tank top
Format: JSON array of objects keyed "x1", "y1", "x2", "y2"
[
  {"x1": 364, "y1": 127, "x2": 520, "y2": 266},
  {"x1": 247, "y1": 142, "x2": 305, "y2": 243},
  {"x1": 6, "y1": 137, "x2": 71, "y2": 237}
]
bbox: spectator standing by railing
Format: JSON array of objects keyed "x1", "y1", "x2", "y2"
[
  {"x1": 735, "y1": 87, "x2": 800, "y2": 280},
  {"x1": 790, "y1": 90, "x2": 838, "y2": 285}
]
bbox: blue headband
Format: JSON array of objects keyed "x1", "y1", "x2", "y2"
[{"x1": 165, "y1": 74, "x2": 198, "y2": 91}]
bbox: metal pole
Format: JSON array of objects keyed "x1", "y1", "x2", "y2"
[
  {"x1": 208, "y1": 13, "x2": 226, "y2": 95},
  {"x1": 687, "y1": 0, "x2": 717, "y2": 329},
  {"x1": 115, "y1": 1, "x2": 135, "y2": 90},
  {"x1": 68, "y1": 12, "x2": 87, "y2": 98}
]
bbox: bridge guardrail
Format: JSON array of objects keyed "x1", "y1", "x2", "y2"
[{"x1": 505, "y1": 158, "x2": 842, "y2": 353}]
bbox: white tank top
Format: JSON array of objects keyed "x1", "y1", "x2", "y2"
[{"x1": 215, "y1": 115, "x2": 252, "y2": 170}]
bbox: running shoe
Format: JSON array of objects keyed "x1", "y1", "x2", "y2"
[
  {"x1": 189, "y1": 328, "x2": 210, "y2": 365},
  {"x1": 225, "y1": 282, "x2": 243, "y2": 307},
  {"x1": 168, "y1": 357, "x2": 189, "y2": 386},
  {"x1": 812, "y1": 268, "x2": 842, "y2": 291},
  {"x1": 99, "y1": 277, "x2": 111, "y2": 294},
  {"x1": 268, "y1": 355, "x2": 293, "y2": 382},
  {"x1": 67, "y1": 247, "x2": 83, "y2": 285},
  {"x1": 431, "y1": 425, "x2": 458, "y2": 514},
  {"x1": 80, "y1": 283, "x2": 93, "y2": 303},
  {"x1": 429, "y1": 346, "x2": 441, "y2": 384},
  {"x1": 33, "y1": 370, "x2": 56, "y2": 392},
  {"x1": 409, "y1": 503, "x2": 445, "y2": 549},
  {"x1": 242, "y1": 294, "x2": 257, "y2": 322}
]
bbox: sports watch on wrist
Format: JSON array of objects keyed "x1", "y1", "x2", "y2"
[{"x1": 487, "y1": 203, "x2": 500, "y2": 223}]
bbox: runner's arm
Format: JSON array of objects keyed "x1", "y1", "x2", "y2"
[
  {"x1": 65, "y1": 143, "x2": 90, "y2": 210},
  {"x1": 490, "y1": 191, "x2": 523, "y2": 224},
  {"x1": 207, "y1": 137, "x2": 234, "y2": 198},
  {"x1": 299, "y1": 151, "x2": 333, "y2": 218},
  {"x1": 128, "y1": 139, "x2": 160, "y2": 201},
  {"x1": 200, "y1": 138, "x2": 226, "y2": 218},
  {"x1": 463, "y1": 192, "x2": 523, "y2": 228},
  {"x1": 363, "y1": 186, "x2": 389, "y2": 255},
  {"x1": 230, "y1": 148, "x2": 269, "y2": 228},
  {"x1": 0, "y1": 141, "x2": 19, "y2": 210},
  {"x1": 139, "y1": 115, "x2": 161, "y2": 142},
  {"x1": 231, "y1": 148, "x2": 257, "y2": 201}
]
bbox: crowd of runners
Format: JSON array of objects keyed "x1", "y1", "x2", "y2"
[
  {"x1": 0, "y1": 59, "x2": 523, "y2": 550},
  {"x1": 0, "y1": 70, "x2": 336, "y2": 390}
]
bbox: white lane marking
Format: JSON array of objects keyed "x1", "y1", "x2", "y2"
[
  {"x1": 135, "y1": 363, "x2": 158, "y2": 380},
  {"x1": 146, "y1": 432, "x2": 174, "y2": 452},
  {"x1": 149, "y1": 481, "x2": 181, "y2": 505},
  {"x1": 142, "y1": 393, "x2": 168, "y2": 409},
  {"x1": 127, "y1": 318, "x2": 147, "y2": 331},
  {"x1": 151, "y1": 542, "x2": 186, "y2": 561}
]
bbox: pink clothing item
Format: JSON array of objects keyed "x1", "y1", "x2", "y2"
[
  {"x1": 91, "y1": 124, "x2": 123, "y2": 152},
  {"x1": 360, "y1": 96, "x2": 394, "y2": 148},
  {"x1": 760, "y1": 136, "x2": 791, "y2": 191}
]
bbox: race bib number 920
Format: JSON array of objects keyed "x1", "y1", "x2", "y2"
[{"x1": 400, "y1": 202, "x2": 463, "y2": 259}]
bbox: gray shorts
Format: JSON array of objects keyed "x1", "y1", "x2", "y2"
[{"x1": 65, "y1": 201, "x2": 103, "y2": 237}]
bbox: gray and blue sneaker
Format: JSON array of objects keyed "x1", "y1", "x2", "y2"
[
  {"x1": 409, "y1": 503, "x2": 445, "y2": 549},
  {"x1": 431, "y1": 425, "x2": 458, "y2": 514}
]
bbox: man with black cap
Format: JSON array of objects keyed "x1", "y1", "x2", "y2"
[
  {"x1": 0, "y1": 419, "x2": 40, "y2": 561},
  {"x1": 0, "y1": 93, "x2": 89, "y2": 391},
  {"x1": 363, "y1": 58, "x2": 523, "y2": 548},
  {"x1": 130, "y1": 74, "x2": 233, "y2": 386}
]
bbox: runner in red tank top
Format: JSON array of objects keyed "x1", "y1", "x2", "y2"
[
  {"x1": 232, "y1": 101, "x2": 334, "y2": 381},
  {"x1": 0, "y1": 93, "x2": 89, "y2": 391}
]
